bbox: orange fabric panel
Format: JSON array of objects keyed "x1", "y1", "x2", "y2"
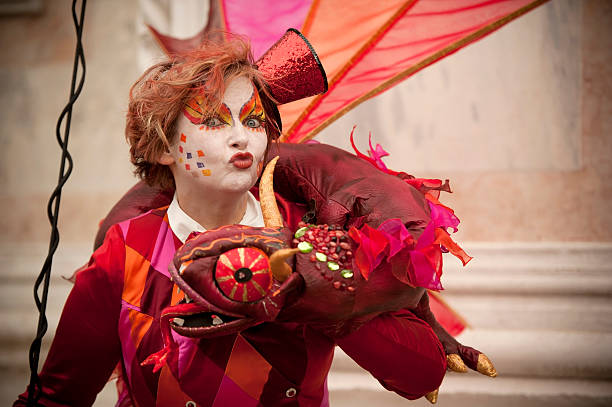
[
  {"x1": 156, "y1": 365, "x2": 192, "y2": 406},
  {"x1": 225, "y1": 335, "x2": 272, "y2": 400},
  {"x1": 123, "y1": 246, "x2": 151, "y2": 307},
  {"x1": 170, "y1": 283, "x2": 186, "y2": 306},
  {"x1": 128, "y1": 309, "x2": 154, "y2": 350}
]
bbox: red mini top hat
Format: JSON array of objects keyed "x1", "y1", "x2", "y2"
[
  {"x1": 255, "y1": 28, "x2": 328, "y2": 105},
  {"x1": 148, "y1": 26, "x2": 327, "y2": 106}
]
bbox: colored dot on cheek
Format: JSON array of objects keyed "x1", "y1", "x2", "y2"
[
  {"x1": 180, "y1": 133, "x2": 186, "y2": 142},
  {"x1": 202, "y1": 169, "x2": 211, "y2": 176},
  {"x1": 185, "y1": 164, "x2": 190, "y2": 171}
]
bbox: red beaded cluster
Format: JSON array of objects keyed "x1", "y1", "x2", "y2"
[{"x1": 292, "y1": 221, "x2": 356, "y2": 292}]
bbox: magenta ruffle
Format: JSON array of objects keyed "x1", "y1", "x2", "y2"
[
  {"x1": 349, "y1": 129, "x2": 470, "y2": 290},
  {"x1": 350, "y1": 219, "x2": 445, "y2": 290}
]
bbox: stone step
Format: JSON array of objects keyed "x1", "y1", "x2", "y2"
[
  {"x1": 327, "y1": 372, "x2": 612, "y2": 407},
  {"x1": 448, "y1": 242, "x2": 612, "y2": 271},
  {"x1": 4, "y1": 268, "x2": 610, "y2": 341},
  {"x1": 5, "y1": 371, "x2": 611, "y2": 407},
  {"x1": 0, "y1": 242, "x2": 91, "y2": 282},
  {"x1": 3, "y1": 242, "x2": 611, "y2": 279},
  {"x1": 6, "y1": 370, "x2": 611, "y2": 407},
  {"x1": 439, "y1": 292, "x2": 612, "y2": 332},
  {"x1": 332, "y1": 326, "x2": 612, "y2": 380},
  {"x1": 0, "y1": 281, "x2": 71, "y2": 342},
  {"x1": 441, "y1": 242, "x2": 612, "y2": 296},
  {"x1": 442, "y1": 266, "x2": 612, "y2": 296}
]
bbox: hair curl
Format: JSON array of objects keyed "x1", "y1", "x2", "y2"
[{"x1": 125, "y1": 35, "x2": 280, "y2": 189}]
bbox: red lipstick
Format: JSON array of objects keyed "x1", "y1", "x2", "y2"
[{"x1": 230, "y1": 152, "x2": 253, "y2": 169}]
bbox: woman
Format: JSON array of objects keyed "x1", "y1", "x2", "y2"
[{"x1": 16, "y1": 32, "x2": 451, "y2": 406}]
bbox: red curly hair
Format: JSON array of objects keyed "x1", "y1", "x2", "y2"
[{"x1": 126, "y1": 35, "x2": 280, "y2": 189}]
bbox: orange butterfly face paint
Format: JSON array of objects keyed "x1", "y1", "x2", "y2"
[
  {"x1": 212, "y1": 103, "x2": 233, "y2": 128},
  {"x1": 239, "y1": 85, "x2": 266, "y2": 133},
  {"x1": 183, "y1": 95, "x2": 206, "y2": 124},
  {"x1": 183, "y1": 95, "x2": 233, "y2": 129}
]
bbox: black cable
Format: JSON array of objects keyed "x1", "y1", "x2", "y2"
[{"x1": 26, "y1": 0, "x2": 87, "y2": 404}]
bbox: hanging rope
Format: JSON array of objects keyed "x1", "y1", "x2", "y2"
[{"x1": 27, "y1": 0, "x2": 87, "y2": 404}]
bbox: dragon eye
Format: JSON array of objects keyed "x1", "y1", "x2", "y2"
[{"x1": 215, "y1": 247, "x2": 272, "y2": 302}]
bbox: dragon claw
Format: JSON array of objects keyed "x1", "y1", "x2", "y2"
[
  {"x1": 447, "y1": 353, "x2": 467, "y2": 373},
  {"x1": 141, "y1": 348, "x2": 170, "y2": 373},
  {"x1": 477, "y1": 353, "x2": 497, "y2": 377},
  {"x1": 425, "y1": 388, "x2": 439, "y2": 404}
]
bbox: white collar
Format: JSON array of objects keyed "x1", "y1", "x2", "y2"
[{"x1": 167, "y1": 191, "x2": 265, "y2": 243}]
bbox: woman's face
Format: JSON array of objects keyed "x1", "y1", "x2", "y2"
[{"x1": 165, "y1": 76, "x2": 269, "y2": 195}]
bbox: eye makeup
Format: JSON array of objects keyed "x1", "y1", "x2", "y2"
[
  {"x1": 239, "y1": 85, "x2": 266, "y2": 132},
  {"x1": 183, "y1": 94, "x2": 233, "y2": 129},
  {"x1": 183, "y1": 96, "x2": 206, "y2": 125}
]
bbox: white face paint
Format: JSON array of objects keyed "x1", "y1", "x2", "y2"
[{"x1": 167, "y1": 76, "x2": 268, "y2": 195}]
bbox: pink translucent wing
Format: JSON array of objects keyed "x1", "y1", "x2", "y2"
[
  {"x1": 429, "y1": 290, "x2": 469, "y2": 336},
  {"x1": 221, "y1": 0, "x2": 313, "y2": 59},
  {"x1": 285, "y1": 0, "x2": 548, "y2": 143},
  {"x1": 278, "y1": 0, "x2": 408, "y2": 138}
]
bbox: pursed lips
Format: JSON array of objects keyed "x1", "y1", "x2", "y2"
[{"x1": 229, "y1": 152, "x2": 254, "y2": 169}]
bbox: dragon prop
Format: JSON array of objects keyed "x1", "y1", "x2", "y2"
[{"x1": 91, "y1": 141, "x2": 497, "y2": 389}]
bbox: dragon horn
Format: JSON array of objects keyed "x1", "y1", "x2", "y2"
[
  {"x1": 269, "y1": 248, "x2": 300, "y2": 282},
  {"x1": 260, "y1": 156, "x2": 283, "y2": 228},
  {"x1": 259, "y1": 156, "x2": 297, "y2": 281}
]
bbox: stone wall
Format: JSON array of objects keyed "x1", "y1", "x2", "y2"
[
  {"x1": 0, "y1": 0, "x2": 140, "y2": 246},
  {"x1": 1, "y1": 1, "x2": 609, "y2": 246},
  {"x1": 318, "y1": 0, "x2": 611, "y2": 242}
]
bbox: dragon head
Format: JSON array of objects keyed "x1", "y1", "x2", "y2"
[{"x1": 161, "y1": 157, "x2": 423, "y2": 340}]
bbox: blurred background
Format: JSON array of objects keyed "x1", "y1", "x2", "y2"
[{"x1": 0, "y1": 0, "x2": 610, "y2": 405}]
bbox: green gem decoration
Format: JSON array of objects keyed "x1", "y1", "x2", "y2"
[
  {"x1": 294, "y1": 227, "x2": 308, "y2": 239},
  {"x1": 341, "y1": 269, "x2": 354, "y2": 279},
  {"x1": 315, "y1": 252, "x2": 327, "y2": 262},
  {"x1": 297, "y1": 241, "x2": 313, "y2": 253},
  {"x1": 327, "y1": 261, "x2": 340, "y2": 271}
]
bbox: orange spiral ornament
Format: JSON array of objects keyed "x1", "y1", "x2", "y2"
[{"x1": 215, "y1": 247, "x2": 272, "y2": 302}]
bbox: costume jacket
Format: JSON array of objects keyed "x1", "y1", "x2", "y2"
[
  {"x1": 15, "y1": 202, "x2": 445, "y2": 407},
  {"x1": 15, "y1": 142, "x2": 465, "y2": 406}
]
